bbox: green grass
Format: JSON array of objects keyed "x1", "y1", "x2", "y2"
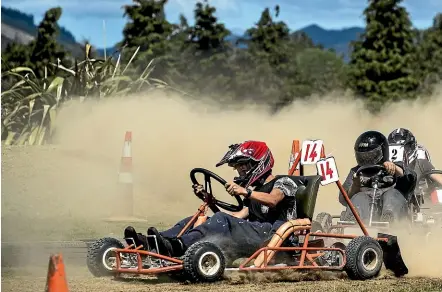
[{"x1": 1, "y1": 44, "x2": 172, "y2": 146}]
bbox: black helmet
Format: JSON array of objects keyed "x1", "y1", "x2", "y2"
[
  {"x1": 354, "y1": 130, "x2": 389, "y2": 166},
  {"x1": 387, "y1": 128, "x2": 417, "y2": 163}
]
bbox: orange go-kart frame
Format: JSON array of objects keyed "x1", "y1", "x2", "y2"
[{"x1": 111, "y1": 139, "x2": 391, "y2": 277}]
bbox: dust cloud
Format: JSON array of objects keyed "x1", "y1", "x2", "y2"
[{"x1": 2, "y1": 86, "x2": 442, "y2": 277}]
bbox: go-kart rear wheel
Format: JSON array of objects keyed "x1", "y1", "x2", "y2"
[
  {"x1": 183, "y1": 241, "x2": 226, "y2": 283},
  {"x1": 87, "y1": 237, "x2": 124, "y2": 277},
  {"x1": 315, "y1": 212, "x2": 333, "y2": 232},
  {"x1": 344, "y1": 236, "x2": 383, "y2": 280}
]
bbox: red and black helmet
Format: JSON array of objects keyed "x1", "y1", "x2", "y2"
[{"x1": 216, "y1": 140, "x2": 274, "y2": 188}]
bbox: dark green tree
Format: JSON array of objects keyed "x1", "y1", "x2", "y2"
[
  {"x1": 174, "y1": 0, "x2": 234, "y2": 99},
  {"x1": 231, "y1": 6, "x2": 291, "y2": 107},
  {"x1": 120, "y1": 0, "x2": 174, "y2": 73},
  {"x1": 243, "y1": 6, "x2": 290, "y2": 61},
  {"x1": 188, "y1": 0, "x2": 231, "y2": 53},
  {"x1": 29, "y1": 7, "x2": 69, "y2": 78},
  {"x1": 348, "y1": 0, "x2": 419, "y2": 112},
  {"x1": 1, "y1": 42, "x2": 33, "y2": 92},
  {"x1": 1, "y1": 42, "x2": 32, "y2": 70},
  {"x1": 234, "y1": 6, "x2": 326, "y2": 109},
  {"x1": 295, "y1": 48, "x2": 348, "y2": 95},
  {"x1": 162, "y1": 14, "x2": 191, "y2": 87},
  {"x1": 415, "y1": 13, "x2": 442, "y2": 93}
]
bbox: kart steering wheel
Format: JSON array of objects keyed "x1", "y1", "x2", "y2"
[
  {"x1": 190, "y1": 168, "x2": 244, "y2": 213},
  {"x1": 354, "y1": 164, "x2": 397, "y2": 186}
]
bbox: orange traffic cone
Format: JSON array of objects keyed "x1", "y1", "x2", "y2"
[
  {"x1": 45, "y1": 254, "x2": 69, "y2": 292},
  {"x1": 118, "y1": 130, "x2": 134, "y2": 217}
]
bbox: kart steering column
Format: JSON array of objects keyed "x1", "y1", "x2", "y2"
[
  {"x1": 177, "y1": 203, "x2": 208, "y2": 238},
  {"x1": 368, "y1": 179, "x2": 379, "y2": 227}
]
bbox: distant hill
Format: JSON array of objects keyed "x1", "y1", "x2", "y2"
[
  {"x1": 297, "y1": 24, "x2": 364, "y2": 60},
  {"x1": 215, "y1": 25, "x2": 364, "y2": 61},
  {"x1": 96, "y1": 25, "x2": 364, "y2": 61},
  {"x1": 1, "y1": 5, "x2": 365, "y2": 62},
  {"x1": 1, "y1": 6, "x2": 85, "y2": 58}
]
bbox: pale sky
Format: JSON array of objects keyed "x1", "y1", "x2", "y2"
[{"x1": 3, "y1": 0, "x2": 441, "y2": 48}]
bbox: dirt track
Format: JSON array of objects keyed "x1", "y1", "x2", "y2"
[
  {"x1": 2, "y1": 94, "x2": 442, "y2": 291},
  {"x1": 2, "y1": 265, "x2": 442, "y2": 292}
]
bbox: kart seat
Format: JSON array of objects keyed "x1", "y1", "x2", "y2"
[
  {"x1": 253, "y1": 175, "x2": 323, "y2": 267},
  {"x1": 292, "y1": 175, "x2": 323, "y2": 221}
]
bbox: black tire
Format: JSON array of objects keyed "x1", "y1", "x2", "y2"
[
  {"x1": 309, "y1": 221, "x2": 325, "y2": 240},
  {"x1": 315, "y1": 212, "x2": 333, "y2": 232},
  {"x1": 344, "y1": 236, "x2": 383, "y2": 280},
  {"x1": 86, "y1": 237, "x2": 124, "y2": 277},
  {"x1": 342, "y1": 210, "x2": 357, "y2": 222},
  {"x1": 183, "y1": 241, "x2": 226, "y2": 283}
]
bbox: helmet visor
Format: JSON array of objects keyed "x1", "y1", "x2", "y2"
[{"x1": 355, "y1": 145, "x2": 384, "y2": 166}]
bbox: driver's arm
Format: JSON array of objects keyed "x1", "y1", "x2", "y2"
[
  {"x1": 430, "y1": 174, "x2": 442, "y2": 185},
  {"x1": 419, "y1": 159, "x2": 442, "y2": 185}
]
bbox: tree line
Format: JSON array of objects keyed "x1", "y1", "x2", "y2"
[{"x1": 2, "y1": 0, "x2": 442, "y2": 114}]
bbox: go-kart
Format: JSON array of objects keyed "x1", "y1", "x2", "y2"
[
  {"x1": 334, "y1": 164, "x2": 401, "y2": 231},
  {"x1": 409, "y1": 169, "x2": 442, "y2": 237},
  {"x1": 86, "y1": 142, "x2": 409, "y2": 283},
  {"x1": 316, "y1": 165, "x2": 442, "y2": 243},
  {"x1": 313, "y1": 164, "x2": 408, "y2": 249}
]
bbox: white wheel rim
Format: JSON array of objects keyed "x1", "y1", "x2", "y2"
[
  {"x1": 198, "y1": 251, "x2": 221, "y2": 276},
  {"x1": 332, "y1": 243, "x2": 345, "y2": 266},
  {"x1": 361, "y1": 247, "x2": 378, "y2": 271},
  {"x1": 102, "y1": 247, "x2": 117, "y2": 271}
]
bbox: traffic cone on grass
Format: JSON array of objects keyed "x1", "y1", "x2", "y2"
[
  {"x1": 104, "y1": 130, "x2": 147, "y2": 223},
  {"x1": 45, "y1": 253, "x2": 69, "y2": 292}
]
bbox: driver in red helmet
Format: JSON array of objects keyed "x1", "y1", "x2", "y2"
[{"x1": 124, "y1": 141, "x2": 299, "y2": 258}]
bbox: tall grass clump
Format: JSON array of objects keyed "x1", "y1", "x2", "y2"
[{"x1": 1, "y1": 44, "x2": 170, "y2": 146}]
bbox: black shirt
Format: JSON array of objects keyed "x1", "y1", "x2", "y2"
[{"x1": 244, "y1": 176, "x2": 298, "y2": 224}]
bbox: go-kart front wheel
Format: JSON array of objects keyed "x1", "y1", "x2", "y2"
[
  {"x1": 344, "y1": 236, "x2": 383, "y2": 280},
  {"x1": 86, "y1": 237, "x2": 124, "y2": 277},
  {"x1": 183, "y1": 241, "x2": 226, "y2": 283}
]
